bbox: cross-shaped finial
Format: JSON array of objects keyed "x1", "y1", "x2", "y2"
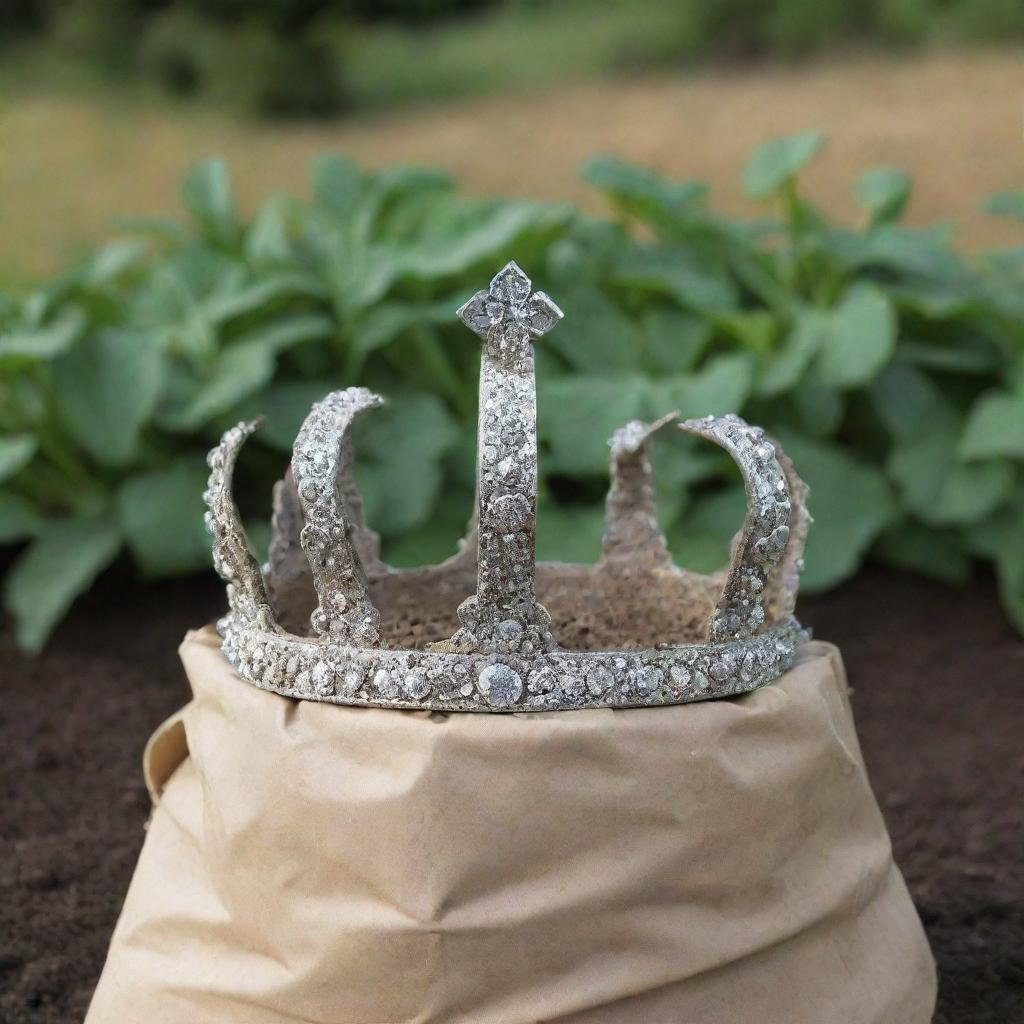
[{"x1": 457, "y1": 261, "x2": 563, "y2": 362}]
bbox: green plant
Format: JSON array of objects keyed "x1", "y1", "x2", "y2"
[{"x1": 2, "y1": 135, "x2": 1023, "y2": 651}]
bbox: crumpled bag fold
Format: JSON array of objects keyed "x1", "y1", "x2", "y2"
[{"x1": 87, "y1": 628, "x2": 936, "y2": 1024}]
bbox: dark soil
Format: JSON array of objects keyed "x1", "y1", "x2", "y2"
[{"x1": 1, "y1": 565, "x2": 1022, "y2": 1023}]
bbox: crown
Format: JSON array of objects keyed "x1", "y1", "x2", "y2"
[{"x1": 206, "y1": 261, "x2": 811, "y2": 712}]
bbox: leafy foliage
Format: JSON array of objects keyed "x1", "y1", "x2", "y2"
[{"x1": 2, "y1": 135, "x2": 1024, "y2": 650}]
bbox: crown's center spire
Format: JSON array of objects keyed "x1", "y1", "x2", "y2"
[
  {"x1": 446, "y1": 262, "x2": 563, "y2": 658},
  {"x1": 457, "y1": 260, "x2": 563, "y2": 363}
]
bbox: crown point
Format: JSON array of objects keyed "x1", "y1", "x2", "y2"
[{"x1": 458, "y1": 262, "x2": 563, "y2": 359}]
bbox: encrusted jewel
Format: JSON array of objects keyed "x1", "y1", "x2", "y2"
[
  {"x1": 312, "y1": 661, "x2": 335, "y2": 697},
  {"x1": 403, "y1": 672, "x2": 431, "y2": 701},
  {"x1": 373, "y1": 669, "x2": 399, "y2": 700},
  {"x1": 477, "y1": 664, "x2": 523, "y2": 708},
  {"x1": 587, "y1": 665, "x2": 614, "y2": 696},
  {"x1": 527, "y1": 666, "x2": 558, "y2": 695}
]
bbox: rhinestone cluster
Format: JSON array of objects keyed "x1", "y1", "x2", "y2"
[
  {"x1": 292, "y1": 388, "x2": 382, "y2": 646},
  {"x1": 220, "y1": 609, "x2": 807, "y2": 713}
]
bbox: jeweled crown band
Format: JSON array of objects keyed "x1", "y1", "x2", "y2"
[{"x1": 206, "y1": 262, "x2": 811, "y2": 712}]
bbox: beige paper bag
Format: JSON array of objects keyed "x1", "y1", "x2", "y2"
[{"x1": 87, "y1": 628, "x2": 936, "y2": 1023}]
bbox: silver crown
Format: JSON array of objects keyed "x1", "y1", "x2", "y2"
[{"x1": 206, "y1": 262, "x2": 810, "y2": 712}]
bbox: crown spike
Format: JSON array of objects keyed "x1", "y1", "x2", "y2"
[
  {"x1": 680, "y1": 414, "x2": 799, "y2": 642},
  {"x1": 205, "y1": 420, "x2": 276, "y2": 628},
  {"x1": 448, "y1": 262, "x2": 562, "y2": 655},
  {"x1": 292, "y1": 387, "x2": 384, "y2": 646},
  {"x1": 602, "y1": 412, "x2": 678, "y2": 572}
]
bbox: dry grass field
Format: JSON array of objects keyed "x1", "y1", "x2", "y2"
[{"x1": 2, "y1": 49, "x2": 1022, "y2": 278}]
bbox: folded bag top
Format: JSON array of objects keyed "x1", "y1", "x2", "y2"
[{"x1": 207, "y1": 262, "x2": 810, "y2": 713}]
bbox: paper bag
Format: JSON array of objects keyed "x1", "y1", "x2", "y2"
[{"x1": 86, "y1": 628, "x2": 936, "y2": 1023}]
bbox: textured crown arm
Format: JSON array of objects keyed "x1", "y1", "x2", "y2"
[
  {"x1": 205, "y1": 420, "x2": 277, "y2": 630},
  {"x1": 292, "y1": 388, "x2": 385, "y2": 647},
  {"x1": 680, "y1": 414, "x2": 808, "y2": 642}
]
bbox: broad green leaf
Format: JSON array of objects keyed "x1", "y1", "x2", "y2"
[
  {"x1": 546, "y1": 217, "x2": 632, "y2": 284},
  {"x1": 742, "y1": 131, "x2": 824, "y2": 199},
  {"x1": 0, "y1": 307, "x2": 86, "y2": 367},
  {"x1": 652, "y1": 353, "x2": 755, "y2": 422},
  {"x1": 984, "y1": 191, "x2": 1024, "y2": 221},
  {"x1": 853, "y1": 224, "x2": 962, "y2": 278},
  {"x1": 966, "y1": 496, "x2": 1021, "y2": 560},
  {"x1": 868, "y1": 362, "x2": 945, "y2": 441},
  {"x1": 161, "y1": 314, "x2": 334, "y2": 430},
  {"x1": 997, "y1": 542, "x2": 1024, "y2": 632},
  {"x1": 582, "y1": 156, "x2": 707, "y2": 227},
  {"x1": 0, "y1": 435, "x2": 37, "y2": 482},
  {"x1": 975, "y1": 487, "x2": 1024, "y2": 630},
  {"x1": 613, "y1": 246, "x2": 738, "y2": 313},
  {"x1": 358, "y1": 457, "x2": 442, "y2": 536},
  {"x1": 777, "y1": 432, "x2": 895, "y2": 590},
  {"x1": 792, "y1": 385, "x2": 844, "y2": 439},
  {"x1": 888, "y1": 280, "x2": 979, "y2": 321},
  {"x1": 874, "y1": 521, "x2": 971, "y2": 585},
  {"x1": 354, "y1": 393, "x2": 460, "y2": 536},
  {"x1": 815, "y1": 283, "x2": 897, "y2": 389},
  {"x1": 245, "y1": 194, "x2": 296, "y2": 266},
  {"x1": 311, "y1": 154, "x2": 363, "y2": 220},
  {"x1": 362, "y1": 165, "x2": 453, "y2": 241},
  {"x1": 668, "y1": 486, "x2": 747, "y2": 575},
  {"x1": 202, "y1": 272, "x2": 328, "y2": 324},
  {"x1": 535, "y1": 501, "x2": 607, "y2": 565},
  {"x1": 640, "y1": 309, "x2": 711, "y2": 373},
  {"x1": 540, "y1": 285, "x2": 640, "y2": 372},
  {"x1": 355, "y1": 392, "x2": 457, "y2": 464},
  {"x1": 380, "y1": 515, "x2": 469, "y2": 569},
  {"x1": 84, "y1": 239, "x2": 149, "y2": 286},
  {"x1": 53, "y1": 329, "x2": 164, "y2": 467},
  {"x1": 243, "y1": 378, "x2": 338, "y2": 453},
  {"x1": 346, "y1": 299, "x2": 453, "y2": 377},
  {"x1": 181, "y1": 159, "x2": 236, "y2": 244},
  {"x1": 4, "y1": 515, "x2": 121, "y2": 652},
  {"x1": 966, "y1": 485, "x2": 1024, "y2": 626},
  {"x1": 889, "y1": 426, "x2": 1014, "y2": 525},
  {"x1": 539, "y1": 374, "x2": 649, "y2": 475},
  {"x1": 726, "y1": 245, "x2": 794, "y2": 316},
  {"x1": 0, "y1": 493, "x2": 44, "y2": 543},
  {"x1": 756, "y1": 307, "x2": 827, "y2": 396},
  {"x1": 855, "y1": 168, "x2": 911, "y2": 226},
  {"x1": 959, "y1": 389, "x2": 1024, "y2": 460},
  {"x1": 117, "y1": 456, "x2": 211, "y2": 576},
  {"x1": 873, "y1": 364, "x2": 1015, "y2": 523},
  {"x1": 399, "y1": 201, "x2": 574, "y2": 283},
  {"x1": 712, "y1": 310, "x2": 778, "y2": 353},
  {"x1": 898, "y1": 338, "x2": 998, "y2": 375}
]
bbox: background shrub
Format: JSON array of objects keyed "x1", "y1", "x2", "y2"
[
  {"x1": 4, "y1": 1, "x2": 1024, "y2": 118},
  {"x1": 2, "y1": 135, "x2": 1023, "y2": 650}
]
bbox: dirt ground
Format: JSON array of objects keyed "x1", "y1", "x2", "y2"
[
  {"x1": 3, "y1": 49, "x2": 1023, "y2": 278},
  {"x1": 1, "y1": 562, "x2": 1022, "y2": 1022}
]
